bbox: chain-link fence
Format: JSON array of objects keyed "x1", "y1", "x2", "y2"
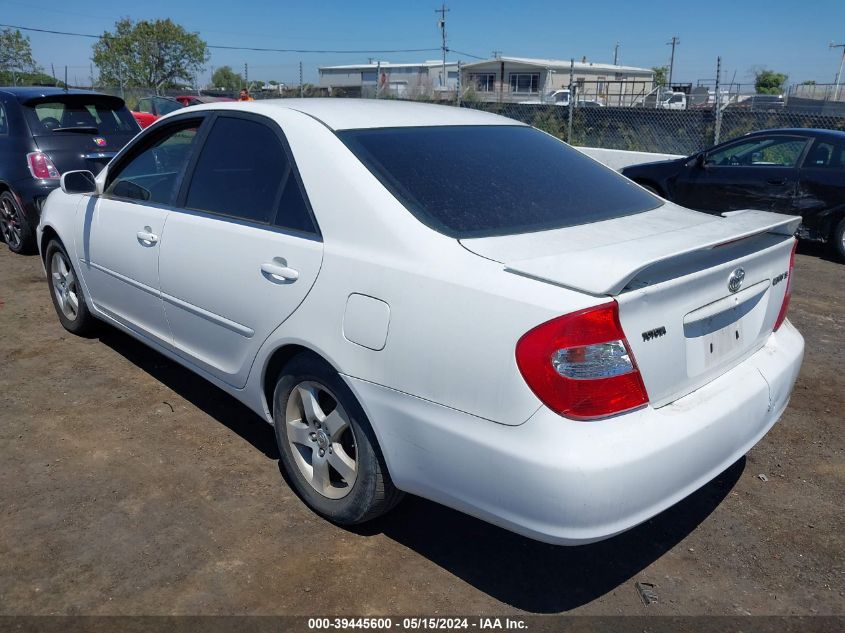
[
  {"x1": 459, "y1": 101, "x2": 845, "y2": 155},
  {"x1": 91, "y1": 79, "x2": 845, "y2": 157}
]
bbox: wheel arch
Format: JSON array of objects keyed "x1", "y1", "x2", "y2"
[
  {"x1": 39, "y1": 224, "x2": 61, "y2": 263},
  {"x1": 632, "y1": 178, "x2": 666, "y2": 197},
  {"x1": 261, "y1": 343, "x2": 342, "y2": 419}
]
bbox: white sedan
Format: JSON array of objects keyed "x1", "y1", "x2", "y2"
[{"x1": 37, "y1": 99, "x2": 804, "y2": 545}]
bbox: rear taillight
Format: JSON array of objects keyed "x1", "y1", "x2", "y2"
[
  {"x1": 516, "y1": 301, "x2": 649, "y2": 420},
  {"x1": 773, "y1": 239, "x2": 797, "y2": 331},
  {"x1": 26, "y1": 152, "x2": 60, "y2": 180}
]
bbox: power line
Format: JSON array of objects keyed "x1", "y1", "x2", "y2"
[
  {"x1": 0, "y1": 23, "x2": 442, "y2": 55},
  {"x1": 448, "y1": 48, "x2": 486, "y2": 60}
]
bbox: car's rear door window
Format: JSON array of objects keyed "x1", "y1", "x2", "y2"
[
  {"x1": 184, "y1": 115, "x2": 317, "y2": 234},
  {"x1": 339, "y1": 125, "x2": 660, "y2": 238}
]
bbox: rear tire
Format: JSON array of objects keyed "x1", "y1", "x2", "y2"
[
  {"x1": 0, "y1": 191, "x2": 36, "y2": 254},
  {"x1": 832, "y1": 216, "x2": 845, "y2": 263},
  {"x1": 273, "y1": 354, "x2": 403, "y2": 524},
  {"x1": 45, "y1": 240, "x2": 97, "y2": 336}
]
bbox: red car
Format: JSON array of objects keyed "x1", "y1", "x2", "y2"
[
  {"x1": 130, "y1": 96, "x2": 184, "y2": 129},
  {"x1": 174, "y1": 95, "x2": 236, "y2": 107}
]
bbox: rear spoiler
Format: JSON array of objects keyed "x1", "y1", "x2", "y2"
[{"x1": 504, "y1": 210, "x2": 800, "y2": 296}]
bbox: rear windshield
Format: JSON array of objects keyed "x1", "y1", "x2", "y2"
[
  {"x1": 338, "y1": 125, "x2": 661, "y2": 238},
  {"x1": 24, "y1": 97, "x2": 137, "y2": 136}
]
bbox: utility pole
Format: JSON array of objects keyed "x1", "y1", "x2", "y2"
[
  {"x1": 435, "y1": 3, "x2": 449, "y2": 92},
  {"x1": 667, "y1": 36, "x2": 680, "y2": 88},
  {"x1": 491, "y1": 50, "x2": 502, "y2": 60},
  {"x1": 613, "y1": 42, "x2": 620, "y2": 66},
  {"x1": 299, "y1": 61, "x2": 303, "y2": 98},
  {"x1": 831, "y1": 42, "x2": 845, "y2": 101},
  {"x1": 244, "y1": 63, "x2": 249, "y2": 90}
]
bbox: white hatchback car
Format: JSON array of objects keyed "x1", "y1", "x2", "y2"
[{"x1": 38, "y1": 100, "x2": 804, "y2": 545}]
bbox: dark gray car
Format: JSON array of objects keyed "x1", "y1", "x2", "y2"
[{"x1": 0, "y1": 87, "x2": 139, "y2": 253}]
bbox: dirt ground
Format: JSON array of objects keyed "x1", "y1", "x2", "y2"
[{"x1": 0, "y1": 242, "x2": 842, "y2": 617}]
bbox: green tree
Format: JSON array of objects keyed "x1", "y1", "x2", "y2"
[
  {"x1": 754, "y1": 69, "x2": 788, "y2": 95},
  {"x1": 651, "y1": 65, "x2": 669, "y2": 87},
  {"x1": 0, "y1": 28, "x2": 41, "y2": 85},
  {"x1": 211, "y1": 66, "x2": 244, "y2": 92},
  {"x1": 801, "y1": 80, "x2": 817, "y2": 85},
  {"x1": 92, "y1": 18, "x2": 208, "y2": 93}
]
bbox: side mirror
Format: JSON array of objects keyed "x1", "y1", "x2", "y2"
[
  {"x1": 685, "y1": 152, "x2": 705, "y2": 168},
  {"x1": 60, "y1": 170, "x2": 97, "y2": 195}
]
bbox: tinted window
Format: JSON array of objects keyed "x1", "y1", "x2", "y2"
[
  {"x1": 24, "y1": 97, "x2": 137, "y2": 135},
  {"x1": 275, "y1": 169, "x2": 316, "y2": 234},
  {"x1": 106, "y1": 121, "x2": 200, "y2": 204},
  {"x1": 339, "y1": 125, "x2": 661, "y2": 238},
  {"x1": 706, "y1": 137, "x2": 808, "y2": 167},
  {"x1": 0, "y1": 102, "x2": 7, "y2": 135},
  {"x1": 803, "y1": 140, "x2": 845, "y2": 169},
  {"x1": 185, "y1": 116, "x2": 286, "y2": 224}
]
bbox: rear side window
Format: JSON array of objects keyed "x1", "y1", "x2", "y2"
[
  {"x1": 803, "y1": 140, "x2": 845, "y2": 169},
  {"x1": 24, "y1": 97, "x2": 137, "y2": 135},
  {"x1": 0, "y1": 102, "x2": 7, "y2": 135},
  {"x1": 186, "y1": 116, "x2": 316, "y2": 233},
  {"x1": 339, "y1": 125, "x2": 660, "y2": 238}
]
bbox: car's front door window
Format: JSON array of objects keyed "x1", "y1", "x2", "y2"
[
  {"x1": 706, "y1": 137, "x2": 808, "y2": 167},
  {"x1": 105, "y1": 120, "x2": 201, "y2": 204}
]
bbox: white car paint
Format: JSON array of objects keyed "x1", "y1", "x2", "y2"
[{"x1": 38, "y1": 99, "x2": 804, "y2": 545}]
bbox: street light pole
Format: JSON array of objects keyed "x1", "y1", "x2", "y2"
[{"x1": 831, "y1": 42, "x2": 845, "y2": 101}]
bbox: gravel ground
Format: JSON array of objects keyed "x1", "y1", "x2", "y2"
[{"x1": 0, "y1": 242, "x2": 842, "y2": 616}]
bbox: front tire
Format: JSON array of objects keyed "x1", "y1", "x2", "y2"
[
  {"x1": 832, "y1": 216, "x2": 845, "y2": 263},
  {"x1": 0, "y1": 191, "x2": 36, "y2": 254},
  {"x1": 273, "y1": 354, "x2": 402, "y2": 524},
  {"x1": 45, "y1": 240, "x2": 97, "y2": 335}
]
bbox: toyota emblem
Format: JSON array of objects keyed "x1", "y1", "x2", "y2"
[{"x1": 728, "y1": 267, "x2": 745, "y2": 293}]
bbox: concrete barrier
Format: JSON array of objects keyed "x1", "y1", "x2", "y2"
[{"x1": 577, "y1": 147, "x2": 684, "y2": 171}]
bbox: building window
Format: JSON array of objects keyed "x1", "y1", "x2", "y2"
[
  {"x1": 509, "y1": 73, "x2": 539, "y2": 94},
  {"x1": 470, "y1": 73, "x2": 496, "y2": 92}
]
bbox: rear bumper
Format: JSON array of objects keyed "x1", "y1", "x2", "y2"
[
  {"x1": 12, "y1": 177, "x2": 57, "y2": 223},
  {"x1": 346, "y1": 320, "x2": 804, "y2": 545}
]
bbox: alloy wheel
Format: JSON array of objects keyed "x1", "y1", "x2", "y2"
[
  {"x1": 50, "y1": 251, "x2": 80, "y2": 321},
  {"x1": 0, "y1": 196, "x2": 22, "y2": 250},
  {"x1": 285, "y1": 381, "x2": 358, "y2": 499}
]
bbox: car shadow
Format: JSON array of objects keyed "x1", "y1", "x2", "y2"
[
  {"x1": 97, "y1": 325, "x2": 743, "y2": 613},
  {"x1": 350, "y1": 459, "x2": 744, "y2": 613},
  {"x1": 797, "y1": 240, "x2": 839, "y2": 263},
  {"x1": 97, "y1": 327, "x2": 279, "y2": 460}
]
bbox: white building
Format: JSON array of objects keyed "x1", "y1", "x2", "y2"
[
  {"x1": 319, "y1": 61, "x2": 459, "y2": 98},
  {"x1": 461, "y1": 56, "x2": 655, "y2": 105}
]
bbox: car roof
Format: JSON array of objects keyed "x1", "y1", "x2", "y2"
[
  {"x1": 178, "y1": 98, "x2": 520, "y2": 131},
  {"x1": 0, "y1": 86, "x2": 121, "y2": 102},
  {"x1": 747, "y1": 127, "x2": 845, "y2": 140}
]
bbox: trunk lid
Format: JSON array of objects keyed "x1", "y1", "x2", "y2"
[
  {"x1": 461, "y1": 204, "x2": 800, "y2": 407},
  {"x1": 22, "y1": 93, "x2": 139, "y2": 175}
]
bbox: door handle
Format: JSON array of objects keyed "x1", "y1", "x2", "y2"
[
  {"x1": 261, "y1": 261, "x2": 299, "y2": 281},
  {"x1": 136, "y1": 228, "x2": 159, "y2": 245},
  {"x1": 766, "y1": 178, "x2": 787, "y2": 185}
]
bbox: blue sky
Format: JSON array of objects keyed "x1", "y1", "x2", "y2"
[{"x1": 1, "y1": 0, "x2": 843, "y2": 88}]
